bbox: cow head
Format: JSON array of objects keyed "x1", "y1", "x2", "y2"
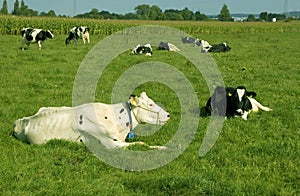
[
  {"x1": 229, "y1": 86, "x2": 255, "y2": 115},
  {"x1": 130, "y1": 92, "x2": 170, "y2": 125},
  {"x1": 45, "y1": 30, "x2": 54, "y2": 39}
]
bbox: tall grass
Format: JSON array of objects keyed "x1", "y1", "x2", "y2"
[
  {"x1": 0, "y1": 15, "x2": 299, "y2": 36},
  {"x1": 0, "y1": 18, "x2": 299, "y2": 195}
]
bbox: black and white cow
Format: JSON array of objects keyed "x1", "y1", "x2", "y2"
[
  {"x1": 131, "y1": 44, "x2": 153, "y2": 56},
  {"x1": 21, "y1": 28, "x2": 54, "y2": 50},
  {"x1": 181, "y1": 36, "x2": 211, "y2": 48},
  {"x1": 13, "y1": 92, "x2": 170, "y2": 149},
  {"x1": 158, "y1": 41, "x2": 180, "y2": 52},
  {"x1": 206, "y1": 86, "x2": 271, "y2": 120},
  {"x1": 65, "y1": 26, "x2": 90, "y2": 45},
  {"x1": 202, "y1": 42, "x2": 231, "y2": 53}
]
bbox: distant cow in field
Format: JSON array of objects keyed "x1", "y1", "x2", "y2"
[
  {"x1": 206, "y1": 86, "x2": 271, "y2": 120},
  {"x1": 158, "y1": 41, "x2": 180, "y2": 52},
  {"x1": 202, "y1": 42, "x2": 231, "y2": 53},
  {"x1": 181, "y1": 36, "x2": 211, "y2": 48},
  {"x1": 13, "y1": 92, "x2": 170, "y2": 149},
  {"x1": 131, "y1": 44, "x2": 153, "y2": 56},
  {"x1": 21, "y1": 28, "x2": 54, "y2": 50},
  {"x1": 65, "y1": 26, "x2": 90, "y2": 45}
]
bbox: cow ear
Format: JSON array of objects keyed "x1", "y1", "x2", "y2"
[
  {"x1": 140, "y1": 92, "x2": 147, "y2": 98},
  {"x1": 129, "y1": 95, "x2": 138, "y2": 107},
  {"x1": 247, "y1": 91, "x2": 257, "y2": 98}
]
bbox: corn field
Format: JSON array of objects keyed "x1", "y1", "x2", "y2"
[{"x1": 0, "y1": 15, "x2": 300, "y2": 36}]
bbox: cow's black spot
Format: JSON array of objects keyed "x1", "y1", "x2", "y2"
[
  {"x1": 120, "y1": 108, "x2": 124, "y2": 113},
  {"x1": 79, "y1": 115, "x2": 83, "y2": 125},
  {"x1": 126, "y1": 122, "x2": 129, "y2": 127},
  {"x1": 105, "y1": 116, "x2": 108, "y2": 119}
]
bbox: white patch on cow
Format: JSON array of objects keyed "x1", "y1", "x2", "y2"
[
  {"x1": 13, "y1": 92, "x2": 170, "y2": 149},
  {"x1": 167, "y1": 43, "x2": 180, "y2": 52},
  {"x1": 237, "y1": 88, "x2": 245, "y2": 102}
]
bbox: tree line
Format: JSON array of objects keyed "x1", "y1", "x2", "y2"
[
  {"x1": 0, "y1": 0, "x2": 59, "y2": 17},
  {"x1": 0, "y1": 0, "x2": 292, "y2": 22}
]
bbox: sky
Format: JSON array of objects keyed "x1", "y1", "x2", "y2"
[{"x1": 5, "y1": 0, "x2": 300, "y2": 16}]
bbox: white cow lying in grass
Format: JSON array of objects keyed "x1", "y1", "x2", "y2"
[{"x1": 13, "y1": 92, "x2": 170, "y2": 149}]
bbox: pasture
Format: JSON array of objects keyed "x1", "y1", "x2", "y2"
[{"x1": 0, "y1": 17, "x2": 299, "y2": 195}]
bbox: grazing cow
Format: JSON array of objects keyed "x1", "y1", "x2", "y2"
[
  {"x1": 131, "y1": 44, "x2": 153, "y2": 56},
  {"x1": 21, "y1": 28, "x2": 54, "y2": 50},
  {"x1": 206, "y1": 86, "x2": 271, "y2": 120},
  {"x1": 65, "y1": 26, "x2": 90, "y2": 45},
  {"x1": 158, "y1": 41, "x2": 180, "y2": 52},
  {"x1": 13, "y1": 92, "x2": 170, "y2": 149},
  {"x1": 202, "y1": 42, "x2": 231, "y2": 53},
  {"x1": 181, "y1": 36, "x2": 211, "y2": 48}
]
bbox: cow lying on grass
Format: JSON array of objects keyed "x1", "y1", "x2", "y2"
[
  {"x1": 65, "y1": 26, "x2": 90, "y2": 45},
  {"x1": 202, "y1": 42, "x2": 231, "y2": 53},
  {"x1": 21, "y1": 27, "x2": 54, "y2": 50},
  {"x1": 206, "y1": 86, "x2": 271, "y2": 120},
  {"x1": 13, "y1": 92, "x2": 170, "y2": 149},
  {"x1": 158, "y1": 41, "x2": 180, "y2": 52},
  {"x1": 131, "y1": 44, "x2": 153, "y2": 56},
  {"x1": 181, "y1": 36, "x2": 211, "y2": 48}
]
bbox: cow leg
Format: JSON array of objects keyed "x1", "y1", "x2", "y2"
[
  {"x1": 22, "y1": 39, "x2": 28, "y2": 50},
  {"x1": 241, "y1": 111, "x2": 249, "y2": 120},
  {"x1": 249, "y1": 98, "x2": 272, "y2": 112},
  {"x1": 37, "y1": 41, "x2": 42, "y2": 50}
]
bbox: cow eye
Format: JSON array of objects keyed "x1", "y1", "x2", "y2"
[{"x1": 149, "y1": 103, "x2": 153, "y2": 107}]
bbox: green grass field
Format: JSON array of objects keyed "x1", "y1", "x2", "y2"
[{"x1": 0, "y1": 19, "x2": 299, "y2": 195}]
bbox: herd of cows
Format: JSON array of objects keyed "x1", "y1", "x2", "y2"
[
  {"x1": 21, "y1": 26, "x2": 90, "y2": 50},
  {"x1": 14, "y1": 25, "x2": 272, "y2": 148}
]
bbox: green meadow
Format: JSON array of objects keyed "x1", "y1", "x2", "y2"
[{"x1": 0, "y1": 17, "x2": 299, "y2": 195}]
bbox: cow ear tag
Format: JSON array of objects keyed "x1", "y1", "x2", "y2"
[
  {"x1": 130, "y1": 97, "x2": 137, "y2": 107},
  {"x1": 128, "y1": 132, "x2": 134, "y2": 139},
  {"x1": 228, "y1": 92, "x2": 232, "y2": 96}
]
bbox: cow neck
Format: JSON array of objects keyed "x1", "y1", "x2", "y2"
[{"x1": 124, "y1": 101, "x2": 139, "y2": 138}]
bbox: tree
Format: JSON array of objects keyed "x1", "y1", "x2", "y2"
[
  {"x1": 47, "y1": 10, "x2": 56, "y2": 17},
  {"x1": 20, "y1": 0, "x2": 27, "y2": 15},
  {"x1": 181, "y1": 7, "x2": 194, "y2": 20},
  {"x1": 164, "y1": 9, "x2": 183, "y2": 20},
  {"x1": 247, "y1": 14, "x2": 256, "y2": 22},
  {"x1": 259, "y1": 12, "x2": 268, "y2": 21},
  {"x1": 134, "y1": 4, "x2": 151, "y2": 20},
  {"x1": 149, "y1": 5, "x2": 163, "y2": 20},
  {"x1": 218, "y1": 4, "x2": 233, "y2": 21},
  {"x1": 12, "y1": 0, "x2": 20, "y2": 15},
  {"x1": 195, "y1": 11, "x2": 208, "y2": 21},
  {"x1": 0, "y1": 0, "x2": 8, "y2": 15}
]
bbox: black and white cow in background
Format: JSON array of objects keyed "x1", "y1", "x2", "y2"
[
  {"x1": 206, "y1": 86, "x2": 271, "y2": 120},
  {"x1": 21, "y1": 27, "x2": 54, "y2": 50},
  {"x1": 131, "y1": 44, "x2": 153, "y2": 56},
  {"x1": 65, "y1": 26, "x2": 90, "y2": 45},
  {"x1": 202, "y1": 42, "x2": 231, "y2": 53},
  {"x1": 181, "y1": 36, "x2": 211, "y2": 48},
  {"x1": 158, "y1": 41, "x2": 180, "y2": 52},
  {"x1": 13, "y1": 92, "x2": 170, "y2": 149}
]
